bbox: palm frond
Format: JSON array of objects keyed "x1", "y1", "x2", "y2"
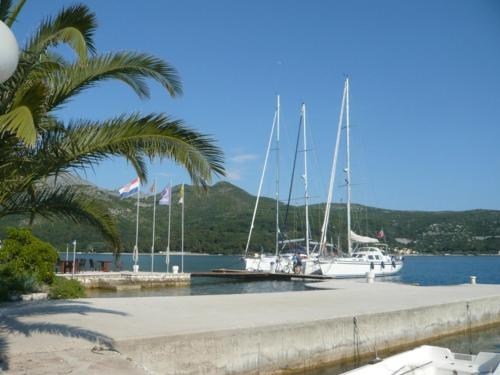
[
  {"x1": 0, "y1": 0, "x2": 12, "y2": 21},
  {"x1": 0, "y1": 106, "x2": 36, "y2": 145},
  {"x1": 0, "y1": 2, "x2": 224, "y2": 252},
  {"x1": 41, "y1": 51, "x2": 68, "y2": 68},
  {"x1": 25, "y1": 4, "x2": 97, "y2": 61},
  {"x1": 11, "y1": 79, "x2": 48, "y2": 114},
  {"x1": 0, "y1": 52, "x2": 66, "y2": 119},
  {"x1": 4, "y1": 0, "x2": 26, "y2": 26},
  {"x1": 46, "y1": 52, "x2": 182, "y2": 112},
  {"x1": 34, "y1": 114, "x2": 225, "y2": 186},
  {"x1": 0, "y1": 57, "x2": 34, "y2": 110},
  {"x1": 0, "y1": 186, "x2": 121, "y2": 251},
  {"x1": 0, "y1": 78, "x2": 51, "y2": 145}
]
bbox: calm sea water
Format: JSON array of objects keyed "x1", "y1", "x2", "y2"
[
  {"x1": 65, "y1": 253, "x2": 313, "y2": 297},
  {"x1": 64, "y1": 253, "x2": 500, "y2": 291},
  {"x1": 396, "y1": 255, "x2": 500, "y2": 285}
]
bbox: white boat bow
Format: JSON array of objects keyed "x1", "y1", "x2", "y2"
[{"x1": 341, "y1": 345, "x2": 500, "y2": 374}]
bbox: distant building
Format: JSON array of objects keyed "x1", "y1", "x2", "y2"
[{"x1": 394, "y1": 247, "x2": 417, "y2": 255}]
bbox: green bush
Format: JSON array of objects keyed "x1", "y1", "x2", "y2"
[
  {"x1": 0, "y1": 227, "x2": 58, "y2": 300},
  {"x1": 0, "y1": 271, "x2": 40, "y2": 301},
  {"x1": 0, "y1": 227, "x2": 58, "y2": 284},
  {"x1": 49, "y1": 277, "x2": 86, "y2": 299}
]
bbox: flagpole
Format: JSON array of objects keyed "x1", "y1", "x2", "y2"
[
  {"x1": 133, "y1": 182, "x2": 140, "y2": 272},
  {"x1": 181, "y1": 184, "x2": 184, "y2": 273},
  {"x1": 72, "y1": 240, "x2": 76, "y2": 275},
  {"x1": 151, "y1": 177, "x2": 157, "y2": 273},
  {"x1": 166, "y1": 180, "x2": 172, "y2": 272}
]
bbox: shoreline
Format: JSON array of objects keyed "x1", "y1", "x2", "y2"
[{"x1": 64, "y1": 252, "x2": 500, "y2": 257}]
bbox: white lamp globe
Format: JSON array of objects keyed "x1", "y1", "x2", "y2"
[{"x1": 0, "y1": 20, "x2": 19, "y2": 83}]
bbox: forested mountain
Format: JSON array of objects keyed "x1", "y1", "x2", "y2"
[{"x1": 1, "y1": 180, "x2": 499, "y2": 255}]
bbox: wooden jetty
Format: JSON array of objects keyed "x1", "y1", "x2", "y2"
[{"x1": 191, "y1": 268, "x2": 333, "y2": 281}]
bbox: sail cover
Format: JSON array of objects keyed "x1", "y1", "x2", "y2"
[{"x1": 350, "y1": 230, "x2": 379, "y2": 243}]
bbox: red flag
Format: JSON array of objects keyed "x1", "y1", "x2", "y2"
[{"x1": 376, "y1": 229, "x2": 385, "y2": 239}]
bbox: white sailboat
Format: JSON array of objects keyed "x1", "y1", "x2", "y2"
[
  {"x1": 243, "y1": 98, "x2": 319, "y2": 274},
  {"x1": 319, "y1": 77, "x2": 403, "y2": 278},
  {"x1": 341, "y1": 345, "x2": 500, "y2": 375}
]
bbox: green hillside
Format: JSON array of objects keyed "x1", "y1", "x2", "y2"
[{"x1": 1, "y1": 181, "x2": 500, "y2": 255}]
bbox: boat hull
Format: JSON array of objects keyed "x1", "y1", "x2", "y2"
[
  {"x1": 244, "y1": 255, "x2": 288, "y2": 272},
  {"x1": 319, "y1": 259, "x2": 403, "y2": 278},
  {"x1": 244, "y1": 255, "x2": 320, "y2": 275},
  {"x1": 341, "y1": 345, "x2": 500, "y2": 374}
]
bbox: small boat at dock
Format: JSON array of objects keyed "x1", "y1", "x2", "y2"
[{"x1": 341, "y1": 345, "x2": 500, "y2": 374}]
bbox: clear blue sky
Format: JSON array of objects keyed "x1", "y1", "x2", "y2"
[{"x1": 12, "y1": 0, "x2": 500, "y2": 211}]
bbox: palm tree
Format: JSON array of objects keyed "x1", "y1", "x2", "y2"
[{"x1": 0, "y1": 1, "x2": 225, "y2": 251}]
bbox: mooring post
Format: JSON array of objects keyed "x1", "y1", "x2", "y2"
[{"x1": 366, "y1": 271, "x2": 375, "y2": 284}]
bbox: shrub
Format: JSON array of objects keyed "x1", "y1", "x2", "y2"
[
  {"x1": 0, "y1": 227, "x2": 58, "y2": 284},
  {"x1": 0, "y1": 228, "x2": 58, "y2": 300},
  {"x1": 0, "y1": 271, "x2": 41, "y2": 301},
  {"x1": 49, "y1": 277, "x2": 86, "y2": 299}
]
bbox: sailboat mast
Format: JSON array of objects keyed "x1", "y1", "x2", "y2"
[
  {"x1": 244, "y1": 102, "x2": 278, "y2": 256},
  {"x1": 345, "y1": 77, "x2": 352, "y2": 255},
  {"x1": 302, "y1": 103, "x2": 310, "y2": 256},
  {"x1": 319, "y1": 81, "x2": 347, "y2": 254},
  {"x1": 275, "y1": 94, "x2": 280, "y2": 256}
]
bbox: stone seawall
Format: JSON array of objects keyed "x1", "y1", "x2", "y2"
[
  {"x1": 58, "y1": 272, "x2": 190, "y2": 290},
  {"x1": 113, "y1": 295, "x2": 500, "y2": 374}
]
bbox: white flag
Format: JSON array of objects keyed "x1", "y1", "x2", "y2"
[
  {"x1": 159, "y1": 186, "x2": 171, "y2": 205},
  {"x1": 178, "y1": 184, "x2": 184, "y2": 204}
]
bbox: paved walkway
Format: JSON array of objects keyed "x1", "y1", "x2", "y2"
[{"x1": 1, "y1": 280, "x2": 500, "y2": 374}]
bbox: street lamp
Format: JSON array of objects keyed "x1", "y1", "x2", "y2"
[{"x1": 0, "y1": 20, "x2": 19, "y2": 83}]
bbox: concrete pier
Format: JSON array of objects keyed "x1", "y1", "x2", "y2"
[
  {"x1": 1, "y1": 280, "x2": 500, "y2": 374},
  {"x1": 58, "y1": 271, "x2": 190, "y2": 290}
]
